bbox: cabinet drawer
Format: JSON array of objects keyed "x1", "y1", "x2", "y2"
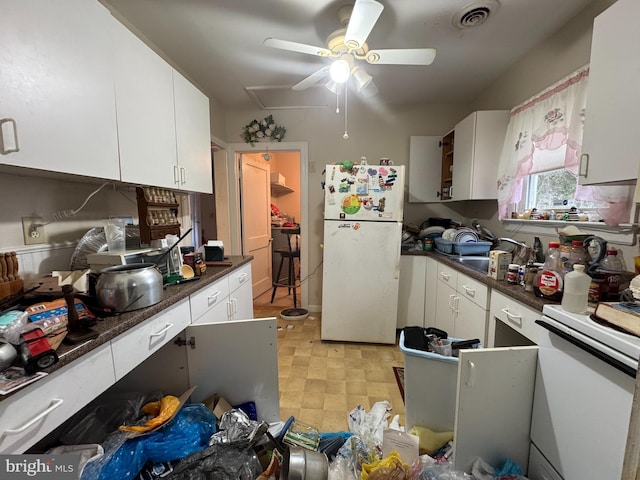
[
  {"x1": 435, "y1": 263, "x2": 458, "y2": 287},
  {"x1": 111, "y1": 299, "x2": 191, "y2": 380},
  {"x1": 190, "y1": 276, "x2": 230, "y2": 322},
  {"x1": 228, "y1": 263, "x2": 252, "y2": 294},
  {"x1": 456, "y1": 272, "x2": 489, "y2": 309},
  {"x1": 490, "y1": 290, "x2": 542, "y2": 344},
  {"x1": 0, "y1": 343, "x2": 114, "y2": 454}
]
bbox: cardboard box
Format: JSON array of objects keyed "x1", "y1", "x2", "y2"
[
  {"x1": 488, "y1": 250, "x2": 512, "y2": 280},
  {"x1": 203, "y1": 394, "x2": 233, "y2": 420}
]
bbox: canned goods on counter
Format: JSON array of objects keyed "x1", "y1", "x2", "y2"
[{"x1": 507, "y1": 264, "x2": 520, "y2": 284}]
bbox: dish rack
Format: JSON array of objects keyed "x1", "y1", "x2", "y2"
[{"x1": 434, "y1": 237, "x2": 492, "y2": 256}]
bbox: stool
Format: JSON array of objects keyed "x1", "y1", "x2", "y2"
[{"x1": 271, "y1": 227, "x2": 300, "y2": 307}]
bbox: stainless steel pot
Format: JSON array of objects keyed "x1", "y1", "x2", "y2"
[{"x1": 95, "y1": 263, "x2": 163, "y2": 313}]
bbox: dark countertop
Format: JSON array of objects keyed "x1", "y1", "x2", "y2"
[
  {"x1": 402, "y1": 250, "x2": 557, "y2": 312},
  {"x1": 14, "y1": 255, "x2": 253, "y2": 381}
]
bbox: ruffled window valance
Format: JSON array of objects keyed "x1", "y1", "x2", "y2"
[{"x1": 496, "y1": 66, "x2": 634, "y2": 226}]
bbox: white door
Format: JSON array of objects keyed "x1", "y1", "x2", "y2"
[{"x1": 241, "y1": 155, "x2": 272, "y2": 297}]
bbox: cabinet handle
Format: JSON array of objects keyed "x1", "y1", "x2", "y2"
[
  {"x1": 2, "y1": 398, "x2": 64, "y2": 438},
  {"x1": 180, "y1": 166, "x2": 187, "y2": 185},
  {"x1": 462, "y1": 284, "x2": 476, "y2": 296},
  {"x1": 448, "y1": 294, "x2": 455, "y2": 310},
  {"x1": 226, "y1": 300, "x2": 233, "y2": 319},
  {"x1": 173, "y1": 165, "x2": 180, "y2": 184},
  {"x1": 237, "y1": 272, "x2": 248, "y2": 284},
  {"x1": 207, "y1": 291, "x2": 222, "y2": 304},
  {"x1": 231, "y1": 297, "x2": 238, "y2": 316},
  {"x1": 150, "y1": 323, "x2": 174, "y2": 338},
  {"x1": 465, "y1": 361, "x2": 476, "y2": 387},
  {"x1": 578, "y1": 153, "x2": 589, "y2": 178},
  {"x1": 0, "y1": 118, "x2": 19, "y2": 154},
  {"x1": 453, "y1": 296, "x2": 460, "y2": 313},
  {"x1": 440, "y1": 272, "x2": 450, "y2": 281},
  {"x1": 449, "y1": 186, "x2": 453, "y2": 198},
  {"x1": 500, "y1": 308, "x2": 523, "y2": 327}
]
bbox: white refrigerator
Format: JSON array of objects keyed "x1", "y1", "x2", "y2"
[{"x1": 321, "y1": 163, "x2": 405, "y2": 344}]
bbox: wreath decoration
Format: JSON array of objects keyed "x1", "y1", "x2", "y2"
[{"x1": 241, "y1": 114, "x2": 286, "y2": 146}]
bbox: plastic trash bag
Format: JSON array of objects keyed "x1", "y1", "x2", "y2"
[
  {"x1": 81, "y1": 403, "x2": 217, "y2": 480},
  {"x1": 348, "y1": 401, "x2": 391, "y2": 447},
  {"x1": 209, "y1": 408, "x2": 269, "y2": 446},
  {"x1": 470, "y1": 457, "x2": 527, "y2": 480},
  {"x1": 409, "y1": 455, "x2": 472, "y2": 480}
]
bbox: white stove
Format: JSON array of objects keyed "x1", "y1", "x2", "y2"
[{"x1": 540, "y1": 303, "x2": 640, "y2": 374}]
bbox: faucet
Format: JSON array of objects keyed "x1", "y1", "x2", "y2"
[{"x1": 496, "y1": 238, "x2": 535, "y2": 265}]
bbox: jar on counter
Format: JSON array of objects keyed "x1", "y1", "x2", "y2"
[
  {"x1": 423, "y1": 238, "x2": 434, "y2": 251},
  {"x1": 507, "y1": 264, "x2": 520, "y2": 284},
  {"x1": 524, "y1": 264, "x2": 538, "y2": 292},
  {"x1": 588, "y1": 272, "x2": 606, "y2": 304}
]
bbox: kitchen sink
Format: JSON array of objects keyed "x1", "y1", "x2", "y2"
[{"x1": 452, "y1": 256, "x2": 490, "y2": 274}]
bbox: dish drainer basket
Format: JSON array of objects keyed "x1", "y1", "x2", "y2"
[{"x1": 434, "y1": 237, "x2": 492, "y2": 256}]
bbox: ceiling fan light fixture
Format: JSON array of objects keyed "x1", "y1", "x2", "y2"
[
  {"x1": 325, "y1": 79, "x2": 342, "y2": 94},
  {"x1": 330, "y1": 58, "x2": 351, "y2": 83},
  {"x1": 352, "y1": 67, "x2": 373, "y2": 92}
]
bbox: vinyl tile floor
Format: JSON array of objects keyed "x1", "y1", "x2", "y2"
[{"x1": 253, "y1": 288, "x2": 405, "y2": 432}]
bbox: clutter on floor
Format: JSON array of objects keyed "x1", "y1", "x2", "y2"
[{"x1": 42, "y1": 390, "x2": 530, "y2": 480}]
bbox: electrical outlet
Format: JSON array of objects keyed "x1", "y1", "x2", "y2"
[{"x1": 22, "y1": 217, "x2": 46, "y2": 245}]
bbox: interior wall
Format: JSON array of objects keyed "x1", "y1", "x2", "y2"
[{"x1": 269, "y1": 151, "x2": 301, "y2": 223}]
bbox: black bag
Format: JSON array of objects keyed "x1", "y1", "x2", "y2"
[{"x1": 403, "y1": 326, "x2": 447, "y2": 352}]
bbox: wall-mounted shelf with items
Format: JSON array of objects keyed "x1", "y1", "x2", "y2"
[
  {"x1": 270, "y1": 172, "x2": 293, "y2": 195},
  {"x1": 136, "y1": 186, "x2": 180, "y2": 244}
]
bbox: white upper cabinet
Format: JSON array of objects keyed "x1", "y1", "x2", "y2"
[
  {"x1": 449, "y1": 110, "x2": 508, "y2": 201},
  {"x1": 112, "y1": 21, "x2": 177, "y2": 188},
  {"x1": 579, "y1": 0, "x2": 640, "y2": 185},
  {"x1": 408, "y1": 136, "x2": 442, "y2": 203},
  {"x1": 0, "y1": 0, "x2": 119, "y2": 179},
  {"x1": 173, "y1": 70, "x2": 213, "y2": 194}
]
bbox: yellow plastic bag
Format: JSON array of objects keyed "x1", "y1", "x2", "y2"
[
  {"x1": 360, "y1": 451, "x2": 409, "y2": 480},
  {"x1": 407, "y1": 425, "x2": 453, "y2": 455}
]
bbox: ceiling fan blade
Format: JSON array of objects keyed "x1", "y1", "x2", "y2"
[
  {"x1": 344, "y1": 0, "x2": 384, "y2": 50},
  {"x1": 292, "y1": 66, "x2": 330, "y2": 90},
  {"x1": 366, "y1": 48, "x2": 436, "y2": 65},
  {"x1": 264, "y1": 37, "x2": 333, "y2": 57}
]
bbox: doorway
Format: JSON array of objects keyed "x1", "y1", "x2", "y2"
[{"x1": 226, "y1": 142, "x2": 309, "y2": 311}]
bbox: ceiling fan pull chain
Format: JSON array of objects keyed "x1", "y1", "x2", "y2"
[
  {"x1": 336, "y1": 90, "x2": 340, "y2": 114},
  {"x1": 343, "y1": 84, "x2": 349, "y2": 140}
]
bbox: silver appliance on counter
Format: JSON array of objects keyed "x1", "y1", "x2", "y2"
[
  {"x1": 529, "y1": 304, "x2": 640, "y2": 479},
  {"x1": 86, "y1": 248, "x2": 159, "y2": 272}
]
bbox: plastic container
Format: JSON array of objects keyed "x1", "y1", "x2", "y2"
[
  {"x1": 433, "y1": 238, "x2": 492, "y2": 256},
  {"x1": 534, "y1": 241, "x2": 564, "y2": 301},
  {"x1": 565, "y1": 240, "x2": 587, "y2": 273},
  {"x1": 562, "y1": 264, "x2": 591, "y2": 314},
  {"x1": 400, "y1": 331, "x2": 481, "y2": 432}
]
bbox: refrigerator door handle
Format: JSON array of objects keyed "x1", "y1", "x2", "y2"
[{"x1": 393, "y1": 223, "x2": 402, "y2": 279}]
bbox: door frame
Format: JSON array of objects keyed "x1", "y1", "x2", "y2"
[{"x1": 227, "y1": 141, "x2": 309, "y2": 310}]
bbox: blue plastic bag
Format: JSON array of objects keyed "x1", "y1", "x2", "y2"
[{"x1": 82, "y1": 403, "x2": 217, "y2": 480}]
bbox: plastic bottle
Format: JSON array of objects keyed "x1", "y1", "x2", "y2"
[
  {"x1": 562, "y1": 264, "x2": 591, "y2": 313},
  {"x1": 534, "y1": 241, "x2": 564, "y2": 301},
  {"x1": 600, "y1": 249, "x2": 623, "y2": 301},
  {"x1": 565, "y1": 240, "x2": 587, "y2": 272}
]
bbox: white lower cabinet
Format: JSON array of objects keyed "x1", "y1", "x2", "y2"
[
  {"x1": 433, "y1": 259, "x2": 488, "y2": 343},
  {"x1": 398, "y1": 255, "x2": 438, "y2": 328},
  {"x1": 403, "y1": 345, "x2": 538, "y2": 473},
  {"x1": 488, "y1": 290, "x2": 541, "y2": 347},
  {"x1": 0, "y1": 343, "x2": 115, "y2": 454},
  {"x1": 190, "y1": 263, "x2": 253, "y2": 324},
  {"x1": 110, "y1": 317, "x2": 280, "y2": 424},
  {"x1": 111, "y1": 299, "x2": 192, "y2": 380}
]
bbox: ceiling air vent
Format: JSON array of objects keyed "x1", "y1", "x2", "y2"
[{"x1": 453, "y1": 0, "x2": 500, "y2": 29}]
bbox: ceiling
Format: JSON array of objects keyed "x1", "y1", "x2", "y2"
[{"x1": 101, "y1": 0, "x2": 596, "y2": 111}]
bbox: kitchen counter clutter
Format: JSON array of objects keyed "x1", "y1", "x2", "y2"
[{"x1": 0, "y1": 256, "x2": 279, "y2": 456}]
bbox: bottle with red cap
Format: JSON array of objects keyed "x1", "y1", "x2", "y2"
[
  {"x1": 600, "y1": 249, "x2": 623, "y2": 301},
  {"x1": 534, "y1": 241, "x2": 564, "y2": 301}
]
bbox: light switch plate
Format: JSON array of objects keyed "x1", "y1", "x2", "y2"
[{"x1": 22, "y1": 217, "x2": 46, "y2": 245}]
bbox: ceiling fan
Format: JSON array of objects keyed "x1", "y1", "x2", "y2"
[{"x1": 264, "y1": 0, "x2": 436, "y2": 96}]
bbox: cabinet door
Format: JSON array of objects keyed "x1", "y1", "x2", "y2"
[
  {"x1": 579, "y1": 0, "x2": 640, "y2": 185},
  {"x1": 0, "y1": 0, "x2": 119, "y2": 179},
  {"x1": 173, "y1": 70, "x2": 213, "y2": 194},
  {"x1": 488, "y1": 290, "x2": 542, "y2": 347},
  {"x1": 453, "y1": 347, "x2": 538, "y2": 473},
  {"x1": 112, "y1": 21, "x2": 177, "y2": 188},
  {"x1": 230, "y1": 279, "x2": 254, "y2": 321},
  {"x1": 450, "y1": 112, "x2": 476, "y2": 200},
  {"x1": 454, "y1": 295, "x2": 487, "y2": 343},
  {"x1": 186, "y1": 317, "x2": 280, "y2": 422},
  {"x1": 424, "y1": 257, "x2": 438, "y2": 327},
  {"x1": 435, "y1": 280, "x2": 456, "y2": 333},
  {"x1": 398, "y1": 256, "x2": 427, "y2": 328},
  {"x1": 408, "y1": 136, "x2": 442, "y2": 203}
]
